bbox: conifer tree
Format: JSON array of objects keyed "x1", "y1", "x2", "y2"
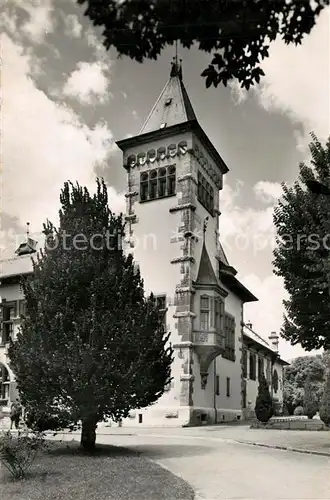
[
  {"x1": 9, "y1": 179, "x2": 173, "y2": 450},
  {"x1": 303, "y1": 375, "x2": 318, "y2": 419},
  {"x1": 255, "y1": 373, "x2": 273, "y2": 423},
  {"x1": 273, "y1": 135, "x2": 330, "y2": 351}
]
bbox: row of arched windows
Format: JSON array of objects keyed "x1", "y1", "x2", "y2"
[
  {"x1": 140, "y1": 166, "x2": 176, "y2": 202},
  {"x1": 127, "y1": 141, "x2": 187, "y2": 168}
]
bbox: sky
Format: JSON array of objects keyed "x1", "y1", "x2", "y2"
[{"x1": 1, "y1": 0, "x2": 329, "y2": 361}]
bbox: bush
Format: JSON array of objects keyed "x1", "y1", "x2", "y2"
[
  {"x1": 272, "y1": 398, "x2": 282, "y2": 416},
  {"x1": 319, "y1": 364, "x2": 330, "y2": 427},
  {"x1": 0, "y1": 429, "x2": 47, "y2": 479},
  {"x1": 293, "y1": 405, "x2": 304, "y2": 416},
  {"x1": 255, "y1": 374, "x2": 273, "y2": 423},
  {"x1": 303, "y1": 376, "x2": 318, "y2": 419}
]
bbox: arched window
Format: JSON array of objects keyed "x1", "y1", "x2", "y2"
[
  {"x1": 158, "y1": 168, "x2": 167, "y2": 197},
  {"x1": 139, "y1": 165, "x2": 176, "y2": 202},
  {"x1": 167, "y1": 166, "x2": 176, "y2": 196},
  {"x1": 140, "y1": 172, "x2": 149, "y2": 201},
  {"x1": 0, "y1": 363, "x2": 10, "y2": 402},
  {"x1": 149, "y1": 170, "x2": 157, "y2": 199}
]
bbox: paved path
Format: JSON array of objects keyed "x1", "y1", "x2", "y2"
[{"x1": 54, "y1": 426, "x2": 330, "y2": 500}]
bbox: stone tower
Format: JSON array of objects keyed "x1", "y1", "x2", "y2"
[{"x1": 116, "y1": 60, "x2": 244, "y2": 426}]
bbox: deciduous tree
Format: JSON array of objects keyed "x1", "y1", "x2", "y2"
[
  {"x1": 273, "y1": 135, "x2": 330, "y2": 351},
  {"x1": 76, "y1": 0, "x2": 328, "y2": 90},
  {"x1": 9, "y1": 179, "x2": 173, "y2": 450}
]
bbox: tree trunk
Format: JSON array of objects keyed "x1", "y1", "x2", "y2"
[{"x1": 80, "y1": 416, "x2": 98, "y2": 451}]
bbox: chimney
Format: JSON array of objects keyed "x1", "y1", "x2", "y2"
[
  {"x1": 269, "y1": 331, "x2": 279, "y2": 352},
  {"x1": 246, "y1": 322, "x2": 253, "y2": 329}
]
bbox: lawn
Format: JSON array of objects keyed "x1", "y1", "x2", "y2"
[{"x1": 0, "y1": 440, "x2": 195, "y2": 500}]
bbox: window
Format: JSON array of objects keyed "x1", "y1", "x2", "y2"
[
  {"x1": 0, "y1": 364, "x2": 10, "y2": 401},
  {"x1": 198, "y1": 171, "x2": 214, "y2": 216},
  {"x1": 222, "y1": 313, "x2": 235, "y2": 362},
  {"x1": 140, "y1": 166, "x2": 176, "y2": 202},
  {"x1": 200, "y1": 296, "x2": 210, "y2": 331},
  {"x1": 214, "y1": 297, "x2": 224, "y2": 332},
  {"x1": 258, "y1": 356, "x2": 264, "y2": 380},
  {"x1": 226, "y1": 377, "x2": 230, "y2": 397},
  {"x1": 155, "y1": 295, "x2": 167, "y2": 332},
  {"x1": 216, "y1": 375, "x2": 220, "y2": 396},
  {"x1": 19, "y1": 300, "x2": 26, "y2": 317},
  {"x1": 249, "y1": 353, "x2": 256, "y2": 380},
  {"x1": 242, "y1": 350, "x2": 248, "y2": 378}
]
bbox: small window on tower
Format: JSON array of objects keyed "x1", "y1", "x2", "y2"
[
  {"x1": 165, "y1": 98, "x2": 172, "y2": 106},
  {"x1": 160, "y1": 123, "x2": 167, "y2": 129},
  {"x1": 149, "y1": 170, "x2": 157, "y2": 199}
]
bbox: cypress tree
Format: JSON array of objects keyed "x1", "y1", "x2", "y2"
[{"x1": 255, "y1": 373, "x2": 274, "y2": 423}]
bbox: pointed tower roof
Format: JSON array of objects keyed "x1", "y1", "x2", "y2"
[
  {"x1": 116, "y1": 58, "x2": 229, "y2": 175},
  {"x1": 139, "y1": 59, "x2": 197, "y2": 135},
  {"x1": 196, "y1": 242, "x2": 218, "y2": 286}
]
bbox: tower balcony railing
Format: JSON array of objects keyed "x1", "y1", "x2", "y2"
[{"x1": 193, "y1": 330, "x2": 225, "y2": 350}]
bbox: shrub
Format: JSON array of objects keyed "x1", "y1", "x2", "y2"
[
  {"x1": 255, "y1": 374, "x2": 273, "y2": 423},
  {"x1": 272, "y1": 398, "x2": 282, "y2": 416},
  {"x1": 319, "y1": 364, "x2": 330, "y2": 427},
  {"x1": 0, "y1": 429, "x2": 47, "y2": 479},
  {"x1": 293, "y1": 405, "x2": 304, "y2": 416},
  {"x1": 303, "y1": 376, "x2": 318, "y2": 419}
]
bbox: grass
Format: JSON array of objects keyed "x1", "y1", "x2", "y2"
[{"x1": 0, "y1": 440, "x2": 195, "y2": 500}]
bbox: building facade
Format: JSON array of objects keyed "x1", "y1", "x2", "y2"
[
  {"x1": 0, "y1": 238, "x2": 35, "y2": 410},
  {"x1": 115, "y1": 60, "x2": 288, "y2": 426},
  {"x1": 0, "y1": 62, "x2": 288, "y2": 423}
]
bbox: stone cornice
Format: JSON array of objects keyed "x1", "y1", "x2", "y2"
[{"x1": 169, "y1": 203, "x2": 196, "y2": 213}]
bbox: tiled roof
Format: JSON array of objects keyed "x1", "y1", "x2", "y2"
[
  {"x1": 0, "y1": 255, "x2": 34, "y2": 279},
  {"x1": 243, "y1": 323, "x2": 271, "y2": 349},
  {"x1": 243, "y1": 323, "x2": 289, "y2": 365},
  {"x1": 139, "y1": 64, "x2": 197, "y2": 135}
]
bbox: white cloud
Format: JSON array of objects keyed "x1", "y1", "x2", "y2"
[
  {"x1": 229, "y1": 8, "x2": 329, "y2": 151},
  {"x1": 1, "y1": 34, "x2": 124, "y2": 253},
  {"x1": 220, "y1": 180, "x2": 322, "y2": 360},
  {"x1": 257, "y1": 7, "x2": 330, "y2": 147},
  {"x1": 241, "y1": 273, "x2": 322, "y2": 361},
  {"x1": 253, "y1": 181, "x2": 283, "y2": 204},
  {"x1": 20, "y1": 0, "x2": 55, "y2": 43},
  {"x1": 63, "y1": 14, "x2": 83, "y2": 38},
  {"x1": 63, "y1": 61, "x2": 111, "y2": 104},
  {"x1": 220, "y1": 181, "x2": 275, "y2": 242}
]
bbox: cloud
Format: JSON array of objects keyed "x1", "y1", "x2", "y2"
[
  {"x1": 253, "y1": 181, "x2": 283, "y2": 204},
  {"x1": 220, "y1": 181, "x2": 275, "y2": 243},
  {"x1": 230, "y1": 8, "x2": 329, "y2": 152},
  {"x1": 1, "y1": 34, "x2": 124, "y2": 256},
  {"x1": 258, "y1": 8, "x2": 329, "y2": 147},
  {"x1": 241, "y1": 273, "x2": 322, "y2": 360},
  {"x1": 63, "y1": 61, "x2": 112, "y2": 104},
  {"x1": 63, "y1": 14, "x2": 83, "y2": 38},
  {"x1": 20, "y1": 0, "x2": 55, "y2": 43}
]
